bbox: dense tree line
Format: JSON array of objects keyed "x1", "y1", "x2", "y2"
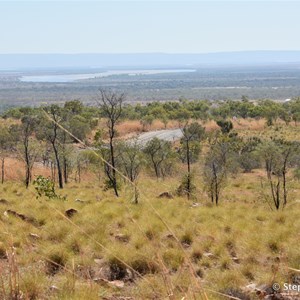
[{"x1": 3, "y1": 97, "x2": 300, "y2": 126}]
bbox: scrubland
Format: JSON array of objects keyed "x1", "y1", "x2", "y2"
[{"x1": 0, "y1": 119, "x2": 300, "y2": 300}]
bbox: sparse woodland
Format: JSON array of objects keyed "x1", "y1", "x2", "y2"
[{"x1": 0, "y1": 95, "x2": 300, "y2": 299}]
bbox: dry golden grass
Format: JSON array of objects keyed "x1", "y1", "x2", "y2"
[
  {"x1": 0, "y1": 120, "x2": 299, "y2": 299},
  {"x1": 0, "y1": 166, "x2": 299, "y2": 299}
]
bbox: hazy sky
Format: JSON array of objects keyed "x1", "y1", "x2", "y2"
[{"x1": 0, "y1": 1, "x2": 300, "y2": 53}]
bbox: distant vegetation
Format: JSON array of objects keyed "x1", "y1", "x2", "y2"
[{"x1": 2, "y1": 64, "x2": 300, "y2": 109}]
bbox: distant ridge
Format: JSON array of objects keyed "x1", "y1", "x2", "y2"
[{"x1": 1, "y1": 51, "x2": 300, "y2": 70}]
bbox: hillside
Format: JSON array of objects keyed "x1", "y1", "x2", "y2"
[{"x1": 0, "y1": 99, "x2": 300, "y2": 299}]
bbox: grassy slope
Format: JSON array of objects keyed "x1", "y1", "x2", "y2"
[{"x1": 0, "y1": 120, "x2": 300, "y2": 300}]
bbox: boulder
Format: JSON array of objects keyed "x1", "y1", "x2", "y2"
[
  {"x1": 5, "y1": 209, "x2": 39, "y2": 226},
  {"x1": 65, "y1": 208, "x2": 78, "y2": 218},
  {"x1": 114, "y1": 234, "x2": 130, "y2": 243},
  {"x1": 0, "y1": 199, "x2": 9, "y2": 205}
]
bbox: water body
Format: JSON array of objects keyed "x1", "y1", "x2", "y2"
[{"x1": 20, "y1": 69, "x2": 196, "y2": 83}]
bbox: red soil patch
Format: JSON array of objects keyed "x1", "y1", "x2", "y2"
[{"x1": 3, "y1": 158, "x2": 50, "y2": 181}]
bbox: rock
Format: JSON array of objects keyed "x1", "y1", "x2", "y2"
[
  {"x1": 29, "y1": 233, "x2": 40, "y2": 240},
  {"x1": 49, "y1": 285, "x2": 59, "y2": 292},
  {"x1": 164, "y1": 233, "x2": 175, "y2": 240},
  {"x1": 92, "y1": 259, "x2": 134, "y2": 283},
  {"x1": 255, "y1": 284, "x2": 274, "y2": 297},
  {"x1": 158, "y1": 192, "x2": 174, "y2": 199},
  {"x1": 182, "y1": 242, "x2": 191, "y2": 249},
  {"x1": 94, "y1": 258, "x2": 106, "y2": 265},
  {"x1": 5, "y1": 209, "x2": 39, "y2": 226},
  {"x1": 232, "y1": 256, "x2": 240, "y2": 264},
  {"x1": 0, "y1": 199, "x2": 9, "y2": 205},
  {"x1": 75, "y1": 198, "x2": 84, "y2": 203},
  {"x1": 203, "y1": 252, "x2": 216, "y2": 259},
  {"x1": 244, "y1": 283, "x2": 257, "y2": 292},
  {"x1": 93, "y1": 265, "x2": 112, "y2": 281},
  {"x1": 125, "y1": 268, "x2": 134, "y2": 281},
  {"x1": 108, "y1": 280, "x2": 125, "y2": 289},
  {"x1": 115, "y1": 234, "x2": 129, "y2": 243},
  {"x1": 94, "y1": 278, "x2": 124, "y2": 289},
  {"x1": 65, "y1": 208, "x2": 78, "y2": 218}
]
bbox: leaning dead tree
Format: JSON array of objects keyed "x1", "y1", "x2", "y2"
[{"x1": 98, "y1": 89, "x2": 125, "y2": 197}]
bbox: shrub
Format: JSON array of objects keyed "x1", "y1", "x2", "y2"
[
  {"x1": 176, "y1": 174, "x2": 196, "y2": 198},
  {"x1": 33, "y1": 175, "x2": 65, "y2": 200},
  {"x1": 216, "y1": 119, "x2": 233, "y2": 134}
]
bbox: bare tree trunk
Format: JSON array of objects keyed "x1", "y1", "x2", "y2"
[
  {"x1": 24, "y1": 139, "x2": 31, "y2": 189},
  {"x1": 282, "y1": 171, "x2": 287, "y2": 208},
  {"x1": 153, "y1": 160, "x2": 159, "y2": 179},
  {"x1": 1, "y1": 158, "x2": 4, "y2": 184},
  {"x1": 186, "y1": 140, "x2": 191, "y2": 199},
  {"x1": 212, "y1": 162, "x2": 218, "y2": 205},
  {"x1": 52, "y1": 142, "x2": 63, "y2": 189},
  {"x1": 134, "y1": 186, "x2": 139, "y2": 204},
  {"x1": 110, "y1": 138, "x2": 119, "y2": 197},
  {"x1": 275, "y1": 181, "x2": 280, "y2": 210},
  {"x1": 63, "y1": 157, "x2": 68, "y2": 184}
]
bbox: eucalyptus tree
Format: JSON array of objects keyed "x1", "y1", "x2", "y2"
[
  {"x1": 144, "y1": 138, "x2": 175, "y2": 179},
  {"x1": 98, "y1": 89, "x2": 125, "y2": 197},
  {"x1": 38, "y1": 105, "x2": 65, "y2": 189},
  {"x1": 179, "y1": 122, "x2": 205, "y2": 199},
  {"x1": 10, "y1": 115, "x2": 40, "y2": 188},
  {"x1": 118, "y1": 140, "x2": 145, "y2": 203},
  {"x1": 203, "y1": 136, "x2": 238, "y2": 205},
  {"x1": 257, "y1": 140, "x2": 300, "y2": 210}
]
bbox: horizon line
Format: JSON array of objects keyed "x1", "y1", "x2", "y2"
[{"x1": 1, "y1": 50, "x2": 300, "y2": 55}]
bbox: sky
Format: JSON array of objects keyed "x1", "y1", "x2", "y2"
[{"x1": 0, "y1": 1, "x2": 300, "y2": 54}]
